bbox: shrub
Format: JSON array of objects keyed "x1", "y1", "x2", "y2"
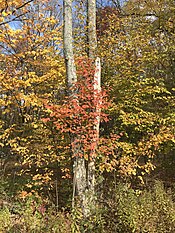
[
  {"x1": 0, "y1": 180, "x2": 175, "y2": 232},
  {"x1": 0, "y1": 207, "x2": 12, "y2": 232},
  {"x1": 103, "y1": 181, "x2": 175, "y2": 233}
]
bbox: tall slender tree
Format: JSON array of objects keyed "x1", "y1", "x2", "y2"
[
  {"x1": 87, "y1": 0, "x2": 101, "y2": 201},
  {"x1": 87, "y1": 0, "x2": 97, "y2": 59},
  {"x1": 63, "y1": 0, "x2": 100, "y2": 216},
  {"x1": 63, "y1": 0, "x2": 87, "y2": 214}
]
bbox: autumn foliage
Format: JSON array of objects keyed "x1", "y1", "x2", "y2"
[
  {"x1": 0, "y1": 0, "x2": 175, "y2": 231},
  {"x1": 43, "y1": 58, "x2": 109, "y2": 160}
]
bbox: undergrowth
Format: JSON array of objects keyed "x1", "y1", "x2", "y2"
[{"x1": 0, "y1": 180, "x2": 175, "y2": 232}]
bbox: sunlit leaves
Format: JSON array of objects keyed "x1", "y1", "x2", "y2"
[
  {"x1": 97, "y1": 0, "x2": 175, "y2": 181},
  {"x1": 0, "y1": 0, "x2": 65, "y2": 190},
  {"x1": 44, "y1": 58, "x2": 109, "y2": 159}
]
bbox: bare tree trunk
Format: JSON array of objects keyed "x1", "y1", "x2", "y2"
[
  {"x1": 63, "y1": 0, "x2": 87, "y2": 213},
  {"x1": 87, "y1": 57, "x2": 101, "y2": 203},
  {"x1": 63, "y1": 0, "x2": 77, "y2": 88},
  {"x1": 87, "y1": 0, "x2": 101, "y2": 208},
  {"x1": 63, "y1": 0, "x2": 100, "y2": 217},
  {"x1": 87, "y1": 0, "x2": 97, "y2": 59}
]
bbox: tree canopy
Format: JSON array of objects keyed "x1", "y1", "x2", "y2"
[{"x1": 0, "y1": 0, "x2": 175, "y2": 232}]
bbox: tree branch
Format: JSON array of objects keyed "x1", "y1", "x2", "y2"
[
  {"x1": 0, "y1": 0, "x2": 34, "y2": 13},
  {"x1": 0, "y1": 0, "x2": 33, "y2": 26},
  {"x1": 0, "y1": 12, "x2": 28, "y2": 26},
  {"x1": 12, "y1": 0, "x2": 34, "y2": 13}
]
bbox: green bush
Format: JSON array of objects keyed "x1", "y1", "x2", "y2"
[
  {"x1": 0, "y1": 180, "x2": 175, "y2": 232},
  {"x1": 103, "y1": 181, "x2": 175, "y2": 233},
  {"x1": 8, "y1": 201, "x2": 72, "y2": 233},
  {"x1": 70, "y1": 205, "x2": 105, "y2": 233},
  {"x1": 0, "y1": 207, "x2": 12, "y2": 232},
  {"x1": 0, "y1": 189, "x2": 72, "y2": 233}
]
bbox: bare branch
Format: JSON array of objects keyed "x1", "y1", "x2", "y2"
[
  {"x1": 0, "y1": 0, "x2": 33, "y2": 26},
  {"x1": 0, "y1": 12, "x2": 28, "y2": 26},
  {"x1": 12, "y1": 0, "x2": 34, "y2": 13},
  {"x1": 0, "y1": 0, "x2": 34, "y2": 13},
  {"x1": 111, "y1": 0, "x2": 122, "y2": 12}
]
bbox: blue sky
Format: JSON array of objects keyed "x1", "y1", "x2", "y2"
[{"x1": 8, "y1": 0, "x2": 128, "y2": 29}]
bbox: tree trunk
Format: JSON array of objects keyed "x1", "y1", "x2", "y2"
[
  {"x1": 87, "y1": 0, "x2": 97, "y2": 59},
  {"x1": 63, "y1": 0, "x2": 77, "y2": 88},
  {"x1": 87, "y1": 0, "x2": 101, "y2": 208},
  {"x1": 63, "y1": 0, "x2": 100, "y2": 217},
  {"x1": 63, "y1": 0, "x2": 87, "y2": 213}
]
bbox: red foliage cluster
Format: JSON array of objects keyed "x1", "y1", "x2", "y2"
[{"x1": 43, "y1": 58, "x2": 110, "y2": 158}]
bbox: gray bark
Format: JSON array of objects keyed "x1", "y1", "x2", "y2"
[
  {"x1": 87, "y1": 0, "x2": 101, "y2": 209},
  {"x1": 87, "y1": 57, "x2": 101, "y2": 200},
  {"x1": 87, "y1": 0, "x2": 97, "y2": 58},
  {"x1": 63, "y1": 0, "x2": 77, "y2": 88},
  {"x1": 63, "y1": 0, "x2": 100, "y2": 217},
  {"x1": 63, "y1": 0, "x2": 87, "y2": 212}
]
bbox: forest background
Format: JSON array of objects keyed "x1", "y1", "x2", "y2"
[{"x1": 0, "y1": 0, "x2": 175, "y2": 232}]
